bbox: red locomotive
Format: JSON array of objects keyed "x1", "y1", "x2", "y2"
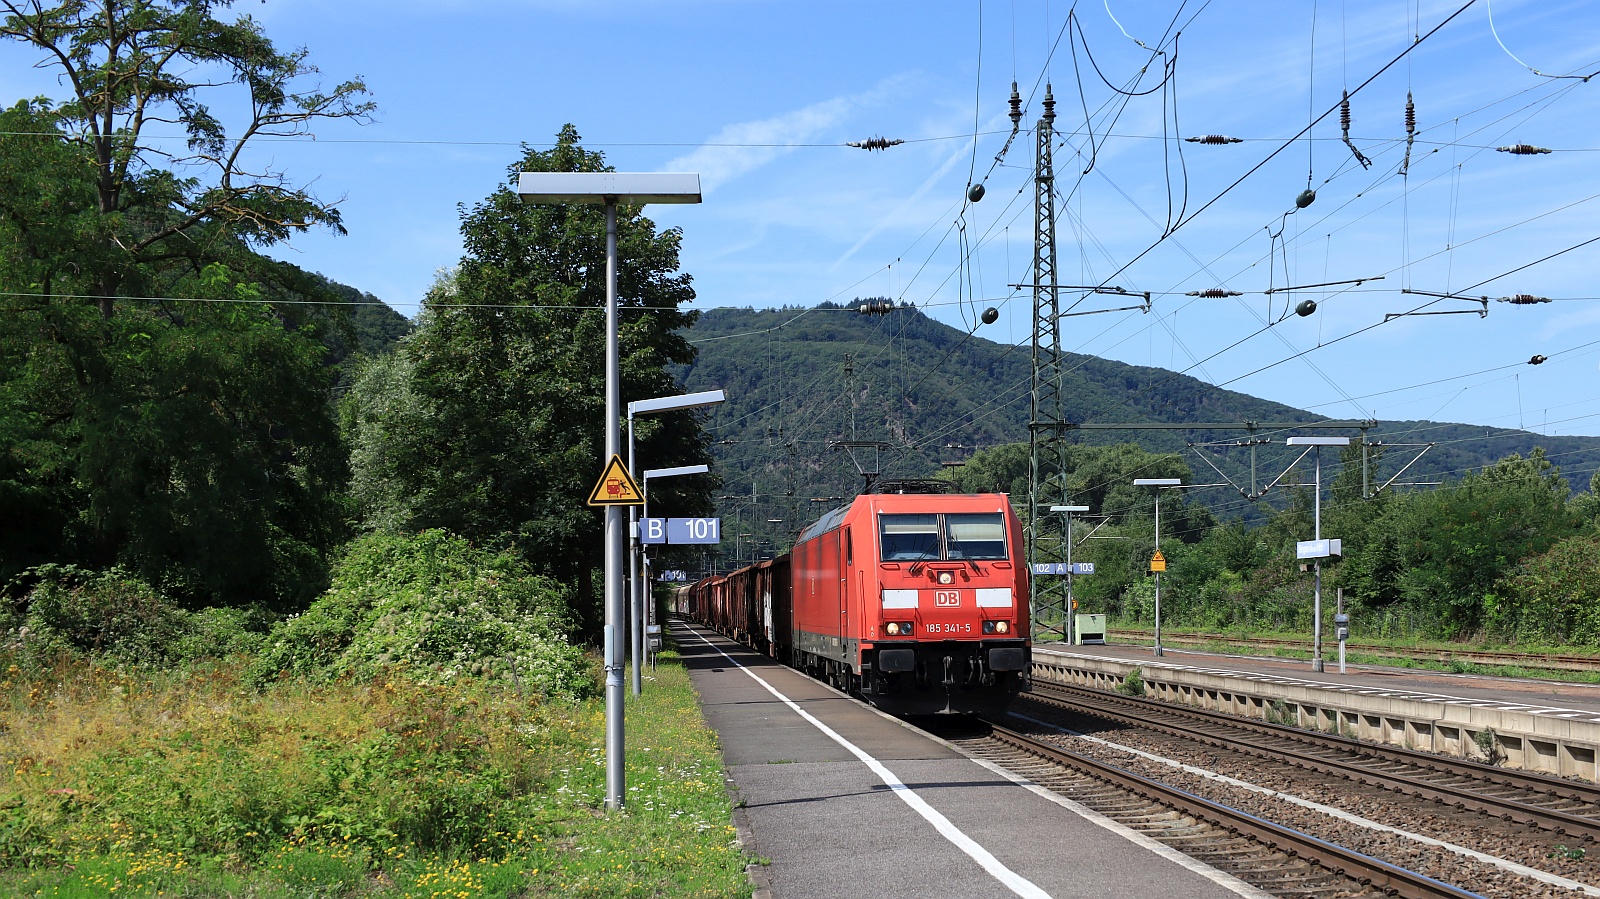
[{"x1": 682, "y1": 491, "x2": 1031, "y2": 715}]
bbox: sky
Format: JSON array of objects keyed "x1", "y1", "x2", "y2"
[{"x1": 5, "y1": 0, "x2": 1600, "y2": 439}]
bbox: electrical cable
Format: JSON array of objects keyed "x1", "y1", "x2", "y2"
[{"x1": 1485, "y1": 0, "x2": 1600, "y2": 82}]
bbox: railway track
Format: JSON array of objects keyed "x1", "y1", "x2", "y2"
[
  {"x1": 946, "y1": 719, "x2": 1482, "y2": 899},
  {"x1": 1106, "y1": 631, "x2": 1600, "y2": 674},
  {"x1": 1027, "y1": 680, "x2": 1600, "y2": 843}
]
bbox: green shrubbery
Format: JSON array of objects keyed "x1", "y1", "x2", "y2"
[
  {"x1": 3, "y1": 531, "x2": 596, "y2": 702},
  {"x1": 250, "y1": 530, "x2": 596, "y2": 701},
  {"x1": 1486, "y1": 535, "x2": 1600, "y2": 645},
  {"x1": 2, "y1": 565, "x2": 270, "y2": 669}
]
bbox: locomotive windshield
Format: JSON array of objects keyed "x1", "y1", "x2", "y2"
[
  {"x1": 879, "y1": 514, "x2": 940, "y2": 560},
  {"x1": 878, "y1": 512, "x2": 1009, "y2": 561},
  {"x1": 945, "y1": 513, "x2": 1008, "y2": 559}
]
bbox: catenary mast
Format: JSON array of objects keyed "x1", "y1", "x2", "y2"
[{"x1": 1028, "y1": 87, "x2": 1071, "y2": 643}]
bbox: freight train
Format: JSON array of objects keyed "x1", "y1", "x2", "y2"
[{"x1": 679, "y1": 490, "x2": 1031, "y2": 715}]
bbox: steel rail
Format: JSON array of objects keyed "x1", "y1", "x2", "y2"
[
  {"x1": 1034, "y1": 679, "x2": 1600, "y2": 807},
  {"x1": 1027, "y1": 681, "x2": 1600, "y2": 841},
  {"x1": 983, "y1": 722, "x2": 1485, "y2": 899}
]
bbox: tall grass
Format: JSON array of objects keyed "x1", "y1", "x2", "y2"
[{"x1": 0, "y1": 653, "x2": 750, "y2": 898}]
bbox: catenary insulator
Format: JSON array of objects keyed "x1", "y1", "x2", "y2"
[
  {"x1": 847, "y1": 136, "x2": 905, "y2": 152},
  {"x1": 1184, "y1": 134, "x2": 1242, "y2": 144},
  {"x1": 1295, "y1": 188, "x2": 1317, "y2": 209},
  {"x1": 967, "y1": 183, "x2": 986, "y2": 203},
  {"x1": 1401, "y1": 91, "x2": 1418, "y2": 176},
  {"x1": 1008, "y1": 81, "x2": 1023, "y2": 131},
  {"x1": 981, "y1": 306, "x2": 999, "y2": 325},
  {"x1": 1498, "y1": 294, "x2": 1551, "y2": 304},
  {"x1": 857, "y1": 299, "x2": 895, "y2": 314},
  {"x1": 1339, "y1": 89, "x2": 1372, "y2": 169},
  {"x1": 1186, "y1": 288, "x2": 1243, "y2": 297},
  {"x1": 1295, "y1": 299, "x2": 1318, "y2": 317},
  {"x1": 1497, "y1": 144, "x2": 1552, "y2": 155},
  {"x1": 1529, "y1": 354, "x2": 1548, "y2": 365}
]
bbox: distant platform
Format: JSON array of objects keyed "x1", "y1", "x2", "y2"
[{"x1": 1034, "y1": 641, "x2": 1600, "y2": 781}]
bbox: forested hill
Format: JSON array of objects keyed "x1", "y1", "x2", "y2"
[{"x1": 676, "y1": 302, "x2": 1600, "y2": 537}]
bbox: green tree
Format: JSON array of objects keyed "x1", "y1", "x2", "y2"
[
  {"x1": 0, "y1": 2, "x2": 371, "y2": 605},
  {"x1": 1388, "y1": 449, "x2": 1578, "y2": 634},
  {"x1": 344, "y1": 127, "x2": 715, "y2": 629},
  {"x1": 1, "y1": 0, "x2": 372, "y2": 317},
  {"x1": 941, "y1": 442, "x2": 1029, "y2": 496},
  {"x1": 1489, "y1": 535, "x2": 1600, "y2": 644}
]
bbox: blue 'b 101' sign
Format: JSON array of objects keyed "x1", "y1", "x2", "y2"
[{"x1": 640, "y1": 517, "x2": 720, "y2": 545}]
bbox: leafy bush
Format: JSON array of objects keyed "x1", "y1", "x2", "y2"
[
  {"x1": 1487, "y1": 535, "x2": 1600, "y2": 644},
  {"x1": 250, "y1": 530, "x2": 595, "y2": 700},
  {"x1": 1, "y1": 565, "x2": 272, "y2": 670},
  {"x1": 1116, "y1": 666, "x2": 1146, "y2": 697}
]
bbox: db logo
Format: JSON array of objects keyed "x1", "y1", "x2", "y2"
[{"x1": 934, "y1": 590, "x2": 960, "y2": 607}]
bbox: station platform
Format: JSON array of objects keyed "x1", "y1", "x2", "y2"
[
  {"x1": 1032, "y1": 641, "x2": 1600, "y2": 780},
  {"x1": 673, "y1": 620, "x2": 1270, "y2": 899},
  {"x1": 1044, "y1": 640, "x2": 1600, "y2": 718}
]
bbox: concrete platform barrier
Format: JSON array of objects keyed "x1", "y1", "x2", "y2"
[{"x1": 1032, "y1": 650, "x2": 1600, "y2": 782}]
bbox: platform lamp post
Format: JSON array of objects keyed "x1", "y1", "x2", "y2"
[
  {"x1": 517, "y1": 171, "x2": 701, "y2": 812},
  {"x1": 1132, "y1": 479, "x2": 1182, "y2": 657},
  {"x1": 637, "y1": 463, "x2": 711, "y2": 694},
  {"x1": 628, "y1": 389, "x2": 725, "y2": 698},
  {"x1": 1050, "y1": 505, "x2": 1090, "y2": 644},
  {"x1": 1285, "y1": 436, "x2": 1350, "y2": 673}
]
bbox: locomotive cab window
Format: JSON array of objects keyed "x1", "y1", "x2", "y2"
[
  {"x1": 879, "y1": 512, "x2": 1008, "y2": 561},
  {"x1": 878, "y1": 514, "x2": 940, "y2": 561},
  {"x1": 945, "y1": 513, "x2": 1008, "y2": 560}
]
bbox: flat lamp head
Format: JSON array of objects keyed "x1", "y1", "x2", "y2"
[
  {"x1": 517, "y1": 172, "x2": 701, "y2": 205},
  {"x1": 629, "y1": 389, "x2": 726, "y2": 416}
]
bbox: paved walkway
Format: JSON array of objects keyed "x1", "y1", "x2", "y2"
[{"x1": 676, "y1": 621, "x2": 1271, "y2": 899}]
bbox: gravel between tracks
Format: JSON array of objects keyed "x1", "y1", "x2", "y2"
[{"x1": 1010, "y1": 699, "x2": 1597, "y2": 899}]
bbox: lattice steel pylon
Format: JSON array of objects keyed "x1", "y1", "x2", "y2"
[{"x1": 1027, "y1": 86, "x2": 1072, "y2": 644}]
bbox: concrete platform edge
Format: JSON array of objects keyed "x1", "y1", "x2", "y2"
[
  {"x1": 726, "y1": 775, "x2": 772, "y2": 899},
  {"x1": 1035, "y1": 648, "x2": 1600, "y2": 781}
]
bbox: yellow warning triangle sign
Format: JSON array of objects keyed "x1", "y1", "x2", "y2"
[
  {"x1": 587, "y1": 454, "x2": 644, "y2": 507},
  {"x1": 1149, "y1": 549, "x2": 1167, "y2": 572},
  {"x1": 1151, "y1": 549, "x2": 1166, "y2": 563}
]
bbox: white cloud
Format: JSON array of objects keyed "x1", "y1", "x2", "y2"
[
  {"x1": 662, "y1": 75, "x2": 913, "y2": 193},
  {"x1": 830, "y1": 134, "x2": 975, "y2": 271}
]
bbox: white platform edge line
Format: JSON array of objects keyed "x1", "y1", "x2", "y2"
[
  {"x1": 684, "y1": 625, "x2": 1053, "y2": 899},
  {"x1": 1008, "y1": 712, "x2": 1600, "y2": 898}
]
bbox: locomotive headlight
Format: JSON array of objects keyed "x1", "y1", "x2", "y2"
[
  {"x1": 936, "y1": 570, "x2": 955, "y2": 585},
  {"x1": 885, "y1": 621, "x2": 914, "y2": 636},
  {"x1": 983, "y1": 620, "x2": 1011, "y2": 635}
]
